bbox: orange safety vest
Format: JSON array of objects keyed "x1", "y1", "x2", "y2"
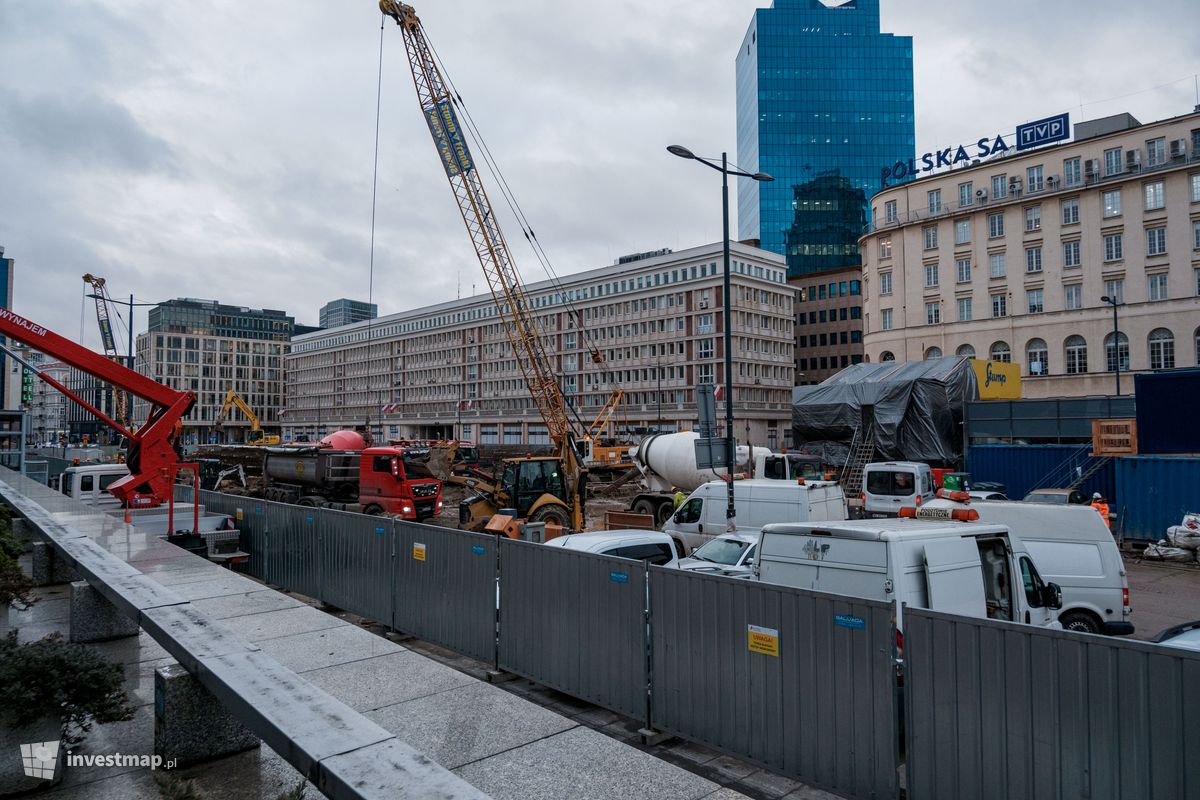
[{"x1": 1091, "y1": 501, "x2": 1111, "y2": 529}]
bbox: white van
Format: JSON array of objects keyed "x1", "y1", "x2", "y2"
[
  {"x1": 663, "y1": 479, "x2": 846, "y2": 554},
  {"x1": 863, "y1": 462, "x2": 934, "y2": 518},
  {"x1": 755, "y1": 514, "x2": 1064, "y2": 632},
  {"x1": 56, "y1": 464, "x2": 129, "y2": 508},
  {"x1": 923, "y1": 497, "x2": 1132, "y2": 635}
]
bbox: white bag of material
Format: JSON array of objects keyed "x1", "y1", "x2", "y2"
[
  {"x1": 1167, "y1": 527, "x2": 1200, "y2": 551},
  {"x1": 1143, "y1": 543, "x2": 1198, "y2": 563}
]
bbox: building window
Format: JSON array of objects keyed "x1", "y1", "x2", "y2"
[
  {"x1": 959, "y1": 182, "x2": 973, "y2": 208},
  {"x1": 987, "y1": 212, "x2": 1004, "y2": 238},
  {"x1": 928, "y1": 189, "x2": 942, "y2": 214},
  {"x1": 885, "y1": 200, "x2": 898, "y2": 224},
  {"x1": 1146, "y1": 137, "x2": 1167, "y2": 167},
  {"x1": 1103, "y1": 190, "x2": 1121, "y2": 217},
  {"x1": 1026, "y1": 165, "x2": 1044, "y2": 193},
  {"x1": 1195, "y1": 221, "x2": 1200, "y2": 250},
  {"x1": 957, "y1": 344, "x2": 976, "y2": 358},
  {"x1": 989, "y1": 253, "x2": 1006, "y2": 278},
  {"x1": 1105, "y1": 332, "x2": 1129, "y2": 372},
  {"x1": 879, "y1": 237, "x2": 893, "y2": 258},
  {"x1": 1027, "y1": 289, "x2": 1044, "y2": 314},
  {"x1": 1061, "y1": 198, "x2": 1079, "y2": 225},
  {"x1": 1192, "y1": 174, "x2": 1200, "y2": 203},
  {"x1": 1065, "y1": 335, "x2": 1088, "y2": 374},
  {"x1": 1104, "y1": 147, "x2": 1123, "y2": 176},
  {"x1": 1149, "y1": 328, "x2": 1175, "y2": 369},
  {"x1": 1025, "y1": 247, "x2": 1042, "y2": 273},
  {"x1": 955, "y1": 219, "x2": 971, "y2": 244},
  {"x1": 1064, "y1": 157, "x2": 1081, "y2": 187},
  {"x1": 1144, "y1": 181, "x2": 1165, "y2": 211},
  {"x1": 881, "y1": 351, "x2": 896, "y2": 362},
  {"x1": 926, "y1": 302, "x2": 941, "y2": 325},
  {"x1": 1148, "y1": 273, "x2": 1169, "y2": 301},
  {"x1": 880, "y1": 272, "x2": 893, "y2": 295},
  {"x1": 1024, "y1": 206, "x2": 1041, "y2": 232},
  {"x1": 1103, "y1": 234, "x2": 1123, "y2": 262},
  {"x1": 1147, "y1": 227, "x2": 1167, "y2": 257},
  {"x1": 1065, "y1": 284, "x2": 1083, "y2": 310},
  {"x1": 991, "y1": 294, "x2": 1007, "y2": 318},
  {"x1": 990, "y1": 341, "x2": 1011, "y2": 362},
  {"x1": 925, "y1": 346, "x2": 943, "y2": 360},
  {"x1": 923, "y1": 226, "x2": 938, "y2": 250},
  {"x1": 698, "y1": 338, "x2": 714, "y2": 359},
  {"x1": 925, "y1": 263, "x2": 939, "y2": 287},
  {"x1": 958, "y1": 297, "x2": 973, "y2": 322},
  {"x1": 1027, "y1": 339, "x2": 1048, "y2": 375},
  {"x1": 1063, "y1": 240, "x2": 1081, "y2": 268},
  {"x1": 850, "y1": 280, "x2": 861, "y2": 295},
  {"x1": 1104, "y1": 278, "x2": 1124, "y2": 304},
  {"x1": 956, "y1": 258, "x2": 971, "y2": 283},
  {"x1": 881, "y1": 309, "x2": 894, "y2": 331}
]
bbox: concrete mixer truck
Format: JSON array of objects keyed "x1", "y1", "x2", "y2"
[{"x1": 628, "y1": 432, "x2": 829, "y2": 526}]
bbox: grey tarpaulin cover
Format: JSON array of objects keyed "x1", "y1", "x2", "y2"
[{"x1": 791, "y1": 357, "x2": 978, "y2": 465}]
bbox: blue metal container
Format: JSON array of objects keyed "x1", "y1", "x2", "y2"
[
  {"x1": 1135, "y1": 369, "x2": 1200, "y2": 455},
  {"x1": 1114, "y1": 456, "x2": 1200, "y2": 541},
  {"x1": 967, "y1": 444, "x2": 1115, "y2": 501}
]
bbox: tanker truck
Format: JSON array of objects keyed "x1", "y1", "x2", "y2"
[
  {"x1": 261, "y1": 430, "x2": 443, "y2": 520},
  {"x1": 628, "y1": 432, "x2": 829, "y2": 526}
]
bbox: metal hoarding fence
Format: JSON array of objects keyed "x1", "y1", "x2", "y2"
[
  {"x1": 320, "y1": 510, "x2": 394, "y2": 628},
  {"x1": 497, "y1": 538, "x2": 649, "y2": 721},
  {"x1": 649, "y1": 567, "x2": 897, "y2": 800},
  {"x1": 905, "y1": 607, "x2": 1200, "y2": 800},
  {"x1": 393, "y1": 522, "x2": 497, "y2": 664}
]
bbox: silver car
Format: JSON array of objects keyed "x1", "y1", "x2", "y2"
[{"x1": 674, "y1": 532, "x2": 759, "y2": 578}]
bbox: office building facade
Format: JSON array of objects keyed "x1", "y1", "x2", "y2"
[
  {"x1": 736, "y1": 0, "x2": 914, "y2": 274},
  {"x1": 134, "y1": 300, "x2": 292, "y2": 444},
  {"x1": 320, "y1": 298, "x2": 378, "y2": 329},
  {"x1": 859, "y1": 109, "x2": 1200, "y2": 398},
  {"x1": 792, "y1": 266, "x2": 865, "y2": 384},
  {"x1": 286, "y1": 243, "x2": 797, "y2": 450}
]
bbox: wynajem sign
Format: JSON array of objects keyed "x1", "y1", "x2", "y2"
[{"x1": 881, "y1": 112, "x2": 1070, "y2": 186}]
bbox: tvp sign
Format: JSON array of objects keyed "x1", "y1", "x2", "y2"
[{"x1": 1017, "y1": 113, "x2": 1070, "y2": 151}]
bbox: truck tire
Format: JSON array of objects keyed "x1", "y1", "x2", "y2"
[
  {"x1": 1059, "y1": 610, "x2": 1102, "y2": 634},
  {"x1": 654, "y1": 501, "x2": 674, "y2": 527},
  {"x1": 297, "y1": 498, "x2": 319, "y2": 508},
  {"x1": 363, "y1": 504, "x2": 384, "y2": 516},
  {"x1": 632, "y1": 499, "x2": 656, "y2": 518},
  {"x1": 530, "y1": 505, "x2": 570, "y2": 528}
]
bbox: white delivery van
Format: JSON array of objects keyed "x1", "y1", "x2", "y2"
[
  {"x1": 663, "y1": 479, "x2": 846, "y2": 554},
  {"x1": 863, "y1": 462, "x2": 934, "y2": 517},
  {"x1": 923, "y1": 497, "x2": 1132, "y2": 635},
  {"x1": 755, "y1": 512, "x2": 1064, "y2": 631},
  {"x1": 56, "y1": 464, "x2": 130, "y2": 508}
]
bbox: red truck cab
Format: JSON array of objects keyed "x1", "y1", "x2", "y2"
[{"x1": 359, "y1": 446, "x2": 443, "y2": 520}]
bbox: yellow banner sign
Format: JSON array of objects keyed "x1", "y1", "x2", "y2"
[
  {"x1": 747, "y1": 624, "x2": 780, "y2": 657},
  {"x1": 972, "y1": 359, "x2": 1021, "y2": 400},
  {"x1": 413, "y1": 543, "x2": 427, "y2": 562}
]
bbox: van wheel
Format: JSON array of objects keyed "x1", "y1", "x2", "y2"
[
  {"x1": 1060, "y1": 611, "x2": 1102, "y2": 634},
  {"x1": 671, "y1": 538, "x2": 689, "y2": 558}
]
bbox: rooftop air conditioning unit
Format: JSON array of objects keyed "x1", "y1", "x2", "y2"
[
  {"x1": 975, "y1": 188, "x2": 988, "y2": 200},
  {"x1": 1170, "y1": 139, "x2": 1188, "y2": 160},
  {"x1": 699, "y1": 301, "x2": 709, "y2": 309},
  {"x1": 1046, "y1": 175, "x2": 1060, "y2": 188},
  {"x1": 1126, "y1": 149, "x2": 1142, "y2": 170}
]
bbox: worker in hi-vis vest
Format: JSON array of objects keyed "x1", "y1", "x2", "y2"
[{"x1": 1091, "y1": 492, "x2": 1111, "y2": 529}]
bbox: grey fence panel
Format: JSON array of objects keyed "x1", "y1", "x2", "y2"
[
  {"x1": 320, "y1": 511, "x2": 394, "y2": 627},
  {"x1": 906, "y1": 608, "x2": 1200, "y2": 800},
  {"x1": 257, "y1": 502, "x2": 321, "y2": 599},
  {"x1": 650, "y1": 567, "x2": 897, "y2": 800},
  {"x1": 394, "y1": 523, "x2": 496, "y2": 664},
  {"x1": 498, "y1": 538, "x2": 647, "y2": 721}
]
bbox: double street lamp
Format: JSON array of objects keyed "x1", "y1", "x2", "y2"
[
  {"x1": 667, "y1": 145, "x2": 773, "y2": 530},
  {"x1": 1100, "y1": 294, "x2": 1122, "y2": 396}
]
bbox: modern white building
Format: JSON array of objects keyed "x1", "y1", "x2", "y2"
[
  {"x1": 285, "y1": 242, "x2": 797, "y2": 449},
  {"x1": 27, "y1": 360, "x2": 68, "y2": 444},
  {"x1": 860, "y1": 109, "x2": 1200, "y2": 398}
]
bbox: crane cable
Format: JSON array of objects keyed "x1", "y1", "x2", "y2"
[{"x1": 366, "y1": 14, "x2": 386, "y2": 440}]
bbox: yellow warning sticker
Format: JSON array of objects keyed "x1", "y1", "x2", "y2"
[
  {"x1": 413, "y1": 543, "x2": 427, "y2": 562},
  {"x1": 747, "y1": 624, "x2": 779, "y2": 657}
]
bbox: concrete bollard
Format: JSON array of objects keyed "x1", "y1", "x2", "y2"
[
  {"x1": 68, "y1": 581, "x2": 139, "y2": 643},
  {"x1": 30, "y1": 541, "x2": 80, "y2": 586},
  {"x1": 154, "y1": 664, "x2": 259, "y2": 767}
]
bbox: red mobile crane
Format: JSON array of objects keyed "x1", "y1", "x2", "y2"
[{"x1": 0, "y1": 307, "x2": 194, "y2": 508}]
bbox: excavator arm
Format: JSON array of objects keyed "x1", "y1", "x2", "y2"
[{"x1": 0, "y1": 307, "x2": 193, "y2": 506}]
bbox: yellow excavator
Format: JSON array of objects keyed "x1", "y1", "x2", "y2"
[{"x1": 214, "y1": 389, "x2": 280, "y2": 446}]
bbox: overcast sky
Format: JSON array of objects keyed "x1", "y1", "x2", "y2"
[{"x1": 2, "y1": 0, "x2": 1197, "y2": 352}]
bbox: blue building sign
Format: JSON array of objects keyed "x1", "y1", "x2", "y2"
[{"x1": 1017, "y1": 113, "x2": 1070, "y2": 151}]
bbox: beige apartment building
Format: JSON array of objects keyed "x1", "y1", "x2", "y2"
[
  {"x1": 285, "y1": 242, "x2": 797, "y2": 450},
  {"x1": 861, "y1": 109, "x2": 1200, "y2": 398}
]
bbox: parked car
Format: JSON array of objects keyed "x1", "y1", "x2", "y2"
[
  {"x1": 862, "y1": 462, "x2": 935, "y2": 518},
  {"x1": 674, "y1": 532, "x2": 759, "y2": 578},
  {"x1": 1149, "y1": 621, "x2": 1200, "y2": 651},
  {"x1": 1022, "y1": 488, "x2": 1089, "y2": 505},
  {"x1": 968, "y1": 490, "x2": 1009, "y2": 501},
  {"x1": 542, "y1": 529, "x2": 682, "y2": 565},
  {"x1": 924, "y1": 498, "x2": 1132, "y2": 634}
]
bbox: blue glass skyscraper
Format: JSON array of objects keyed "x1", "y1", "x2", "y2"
[{"x1": 736, "y1": 0, "x2": 914, "y2": 276}]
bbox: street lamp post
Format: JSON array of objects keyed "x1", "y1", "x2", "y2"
[
  {"x1": 1101, "y1": 295, "x2": 1121, "y2": 396},
  {"x1": 667, "y1": 145, "x2": 773, "y2": 531}
]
